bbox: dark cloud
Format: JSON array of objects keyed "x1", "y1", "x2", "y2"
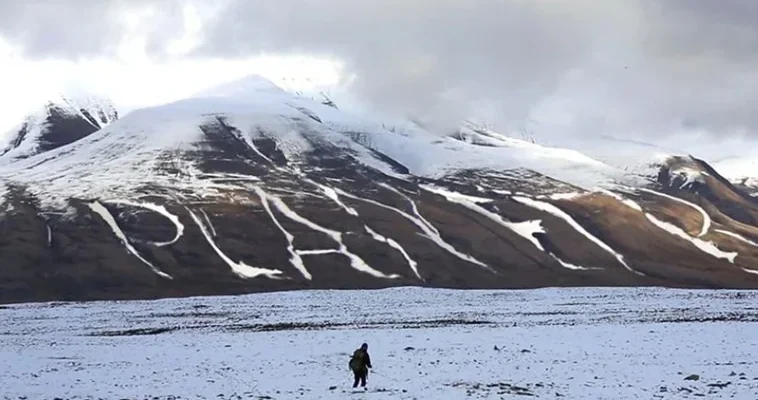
[{"x1": 3, "y1": 0, "x2": 758, "y2": 137}]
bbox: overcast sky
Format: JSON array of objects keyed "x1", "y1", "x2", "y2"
[{"x1": 2, "y1": 0, "x2": 758, "y2": 142}]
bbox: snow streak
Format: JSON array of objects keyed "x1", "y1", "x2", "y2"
[
  {"x1": 378, "y1": 183, "x2": 441, "y2": 236},
  {"x1": 640, "y1": 189, "x2": 710, "y2": 237},
  {"x1": 200, "y1": 209, "x2": 217, "y2": 238},
  {"x1": 550, "y1": 255, "x2": 595, "y2": 271},
  {"x1": 607, "y1": 190, "x2": 741, "y2": 266},
  {"x1": 668, "y1": 167, "x2": 708, "y2": 189},
  {"x1": 297, "y1": 249, "x2": 339, "y2": 255},
  {"x1": 88, "y1": 201, "x2": 172, "y2": 279},
  {"x1": 645, "y1": 214, "x2": 737, "y2": 263},
  {"x1": 513, "y1": 196, "x2": 644, "y2": 276},
  {"x1": 421, "y1": 185, "x2": 544, "y2": 251},
  {"x1": 111, "y1": 200, "x2": 184, "y2": 247},
  {"x1": 364, "y1": 225, "x2": 422, "y2": 280},
  {"x1": 302, "y1": 179, "x2": 419, "y2": 279},
  {"x1": 548, "y1": 192, "x2": 584, "y2": 201},
  {"x1": 334, "y1": 187, "x2": 490, "y2": 270},
  {"x1": 597, "y1": 189, "x2": 643, "y2": 212},
  {"x1": 712, "y1": 230, "x2": 758, "y2": 275},
  {"x1": 715, "y1": 229, "x2": 758, "y2": 248},
  {"x1": 186, "y1": 207, "x2": 284, "y2": 279},
  {"x1": 257, "y1": 187, "x2": 400, "y2": 279},
  {"x1": 422, "y1": 185, "x2": 599, "y2": 272},
  {"x1": 307, "y1": 180, "x2": 359, "y2": 216},
  {"x1": 255, "y1": 187, "x2": 311, "y2": 280},
  {"x1": 242, "y1": 136, "x2": 274, "y2": 165}
]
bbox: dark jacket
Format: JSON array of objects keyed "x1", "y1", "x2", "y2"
[{"x1": 349, "y1": 348, "x2": 372, "y2": 372}]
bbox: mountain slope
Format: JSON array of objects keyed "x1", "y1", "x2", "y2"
[
  {"x1": 1, "y1": 76, "x2": 758, "y2": 304},
  {"x1": 0, "y1": 94, "x2": 118, "y2": 162}
]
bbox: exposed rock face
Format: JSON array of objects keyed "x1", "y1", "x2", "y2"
[
  {"x1": 2, "y1": 77, "x2": 758, "y2": 304},
  {"x1": 1, "y1": 95, "x2": 118, "y2": 161}
]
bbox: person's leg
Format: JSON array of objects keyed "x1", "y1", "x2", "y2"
[
  {"x1": 360, "y1": 371, "x2": 367, "y2": 387},
  {"x1": 353, "y1": 371, "x2": 360, "y2": 388}
]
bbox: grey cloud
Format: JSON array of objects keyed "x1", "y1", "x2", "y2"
[
  {"x1": 3, "y1": 0, "x2": 758, "y2": 138},
  {"x1": 0, "y1": 0, "x2": 187, "y2": 59},
  {"x1": 649, "y1": 0, "x2": 758, "y2": 61},
  {"x1": 197, "y1": 0, "x2": 623, "y2": 132},
  {"x1": 193, "y1": 0, "x2": 758, "y2": 137}
]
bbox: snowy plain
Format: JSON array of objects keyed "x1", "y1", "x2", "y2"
[{"x1": 2, "y1": 288, "x2": 758, "y2": 400}]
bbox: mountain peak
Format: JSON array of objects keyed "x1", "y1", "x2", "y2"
[
  {"x1": 193, "y1": 75, "x2": 286, "y2": 100},
  {"x1": 0, "y1": 93, "x2": 118, "y2": 161},
  {"x1": 46, "y1": 93, "x2": 118, "y2": 127}
]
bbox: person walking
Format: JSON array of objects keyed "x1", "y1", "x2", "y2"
[{"x1": 348, "y1": 342, "x2": 372, "y2": 388}]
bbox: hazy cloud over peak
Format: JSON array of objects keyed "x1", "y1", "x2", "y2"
[
  {"x1": 0, "y1": 0, "x2": 190, "y2": 59},
  {"x1": 2, "y1": 0, "x2": 758, "y2": 138},
  {"x1": 197, "y1": 0, "x2": 633, "y2": 130}
]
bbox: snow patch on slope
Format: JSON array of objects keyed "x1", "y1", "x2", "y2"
[
  {"x1": 421, "y1": 185, "x2": 544, "y2": 252},
  {"x1": 715, "y1": 229, "x2": 758, "y2": 248},
  {"x1": 605, "y1": 189, "x2": 741, "y2": 265},
  {"x1": 513, "y1": 196, "x2": 644, "y2": 276},
  {"x1": 668, "y1": 167, "x2": 708, "y2": 189},
  {"x1": 547, "y1": 192, "x2": 584, "y2": 201},
  {"x1": 111, "y1": 200, "x2": 184, "y2": 247},
  {"x1": 303, "y1": 179, "x2": 420, "y2": 279},
  {"x1": 378, "y1": 184, "x2": 441, "y2": 237},
  {"x1": 200, "y1": 209, "x2": 217, "y2": 237},
  {"x1": 640, "y1": 189, "x2": 710, "y2": 237},
  {"x1": 87, "y1": 201, "x2": 172, "y2": 279},
  {"x1": 645, "y1": 214, "x2": 737, "y2": 263},
  {"x1": 312, "y1": 182, "x2": 359, "y2": 216},
  {"x1": 713, "y1": 230, "x2": 758, "y2": 275},
  {"x1": 187, "y1": 207, "x2": 284, "y2": 279},
  {"x1": 422, "y1": 185, "x2": 597, "y2": 271},
  {"x1": 257, "y1": 187, "x2": 400, "y2": 280},
  {"x1": 550, "y1": 255, "x2": 595, "y2": 271},
  {"x1": 255, "y1": 188, "x2": 311, "y2": 280},
  {"x1": 597, "y1": 189, "x2": 643, "y2": 212},
  {"x1": 334, "y1": 187, "x2": 490, "y2": 270},
  {"x1": 364, "y1": 225, "x2": 422, "y2": 280}
]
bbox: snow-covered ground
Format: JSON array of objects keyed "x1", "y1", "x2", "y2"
[{"x1": 2, "y1": 288, "x2": 757, "y2": 400}]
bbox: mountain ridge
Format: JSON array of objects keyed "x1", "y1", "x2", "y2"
[
  {"x1": 2, "y1": 75, "x2": 758, "y2": 304},
  {"x1": 0, "y1": 93, "x2": 117, "y2": 163}
]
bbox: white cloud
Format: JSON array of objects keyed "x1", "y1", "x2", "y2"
[{"x1": 0, "y1": 36, "x2": 342, "y2": 136}]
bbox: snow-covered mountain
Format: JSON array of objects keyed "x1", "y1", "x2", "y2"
[
  {"x1": 2, "y1": 75, "x2": 758, "y2": 304},
  {"x1": 0, "y1": 94, "x2": 118, "y2": 162}
]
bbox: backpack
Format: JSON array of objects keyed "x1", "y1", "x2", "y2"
[{"x1": 348, "y1": 349, "x2": 365, "y2": 371}]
